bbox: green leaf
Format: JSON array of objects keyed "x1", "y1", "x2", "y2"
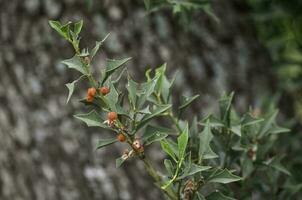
[
  {"x1": 74, "y1": 20, "x2": 83, "y2": 36},
  {"x1": 178, "y1": 94, "x2": 200, "y2": 111},
  {"x1": 96, "y1": 137, "x2": 117, "y2": 149},
  {"x1": 91, "y1": 33, "x2": 110, "y2": 58},
  {"x1": 49, "y1": 20, "x2": 65, "y2": 38},
  {"x1": 199, "y1": 121, "x2": 218, "y2": 162},
  {"x1": 201, "y1": 4, "x2": 220, "y2": 23},
  {"x1": 219, "y1": 92, "x2": 234, "y2": 126},
  {"x1": 60, "y1": 21, "x2": 72, "y2": 39},
  {"x1": 144, "y1": 132, "x2": 168, "y2": 146},
  {"x1": 101, "y1": 57, "x2": 131, "y2": 84},
  {"x1": 230, "y1": 125, "x2": 241, "y2": 137},
  {"x1": 178, "y1": 164, "x2": 211, "y2": 179},
  {"x1": 241, "y1": 155, "x2": 254, "y2": 178},
  {"x1": 208, "y1": 169, "x2": 241, "y2": 184},
  {"x1": 139, "y1": 106, "x2": 151, "y2": 114},
  {"x1": 105, "y1": 82, "x2": 119, "y2": 112},
  {"x1": 126, "y1": 78, "x2": 138, "y2": 109},
  {"x1": 154, "y1": 64, "x2": 166, "y2": 90},
  {"x1": 164, "y1": 159, "x2": 174, "y2": 176},
  {"x1": 137, "y1": 78, "x2": 157, "y2": 108},
  {"x1": 65, "y1": 80, "x2": 77, "y2": 104},
  {"x1": 177, "y1": 124, "x2": 189, "y2": 160},
  {"x1": 144, "y1": 0, "x2": 150, "y2": 10},
  {"x1": 258, "y1": 110, "x2": 278, "y2": 138},
  {"x1": 142, "y1": 125, "x2": 174, "y2": 143},
  {"x1": 206, "y1": 191, "x2": 236, "y2": 200},
  {"x1": 136, "y1": 104, "x2": 172, "y2": 131},
  {"x1": 241, "y1": 114, "x2": 264, "y2": 127},
  {"x1": 65, "y1": 75, "x2": 85, "y2": 104},
  {"x1": 62, "y1": 55, "x2": 87, "y2": 74},
  {"x1": 199, "y1": 115, "x2": 225, "y2": 127},
  {"x1": 263, "y1": 156, "x2": 291, "y2": 176},
  {"x1": 74, "y1": 110, "x2": 107, "y2": 128},
  {"x1": 116, "y1": 157, "x2": 126, "y2": 168},
  {"x1": 161, "y1": 139, "x2": 177, "y2": 162},
  {"x1": 269, "y1": 125, "x2": 290, "y2": 134}
]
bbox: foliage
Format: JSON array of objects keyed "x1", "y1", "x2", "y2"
[
  {"x1": 143, "y1": 0, "x2": 219, "y2": 25},
  {"x1": 247, "y1": 1, "x2": 302, "y2": 198},
  {"x1": 49, "y1": 20, "x2": 291, "y2": 200}
]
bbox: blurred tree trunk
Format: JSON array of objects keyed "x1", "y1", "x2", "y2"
[{"x1": 0, "y1": 0, "x2": 274, "y2": 200}]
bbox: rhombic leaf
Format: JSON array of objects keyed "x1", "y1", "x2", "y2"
[
  {"x1": 102, "y1": 57, "x2": 131, "y2": 84},
  {"x1": 177, "y1": 124, "x2": 189, "y2": 161},
  {"x1": 62, "y1": 55, "x2": 87, "y2": 75},
  {"x1": 199, "y1": 120, "x2": 218, "y2": 162},
  {"x1": 136, "y1": 104, "x2": 172, "y2": 131},
  {"x1": 90, "y1": 33, "x2": 110, "y2": 58},
  {"x1": 218, "y1": 92, "x2": 234, "y2": 125},
  {"x1": 65, "y1": 75, "x2": 85, "y2": 104},
  {"x1": 208, "y1": 169, "x2": 241, "y2": 184},
  {"x1": 74, "y1": 110, "x2": 107, "y2": 128},
  {"x1": 65, "y1": 80, "x2": 77, "y2": 104},
  {"x1": 258, "y1": 109, "x2": 279, "y2": 138},
  {"x1": 178, "y1": 94, "x2": 200, "y2": 111},
  {"x1": 177, "y1": 164, "x2": 211, "y2": 180}
]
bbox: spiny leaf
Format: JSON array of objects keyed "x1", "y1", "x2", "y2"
[
  {"x1": 178, "y1": 94, "x2": 200, "y2": 111},
  {"x1": 136, "y1": 104, "x2": 172, "y2": 131},
  {"x1": 74, "y1": 110, "x2": 106, "y2": 128},
  {"x1": 91, "y1": 33, "x2": 110, "y2": 58},
  {"x1": 177, "y1": 124, "x2": 189, "y2": 160},
  {"x1": 219, "y1": 92, "x2": 234, "y2": 126},
  {"x1": 208, "y1": 169, "x2": 241, "y2": 184},
  {"x1": 65, "y1": 75, "x2": 85, "y2": 104},
  {"x1": 102, "y1": 57, "x2": 131, "y2": 84},
  {"x1": 62, "y1": 55, "x2": 87, "y2": 75},
  {"x1": 258, "y1": 110, "x2": 278, "y2": 138},
  {"x1": 199, "y1": 120, "x2": 218, "y2": 162},
  {"x1": 177, "y1": 164, "x2": 211, "y2": 180}
]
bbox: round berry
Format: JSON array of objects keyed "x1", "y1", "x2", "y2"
[
  {"x1": 117, "y1": 134, "x2": 126, "y2": 142},
  {"x1": 107, "y1": 112, "x2": 118, "y2": 121},
  {"x1": 100, "y1": 87, "x2": 110, "y2": 95},
  {"x1": 86, "y1": 95, "x2": 94, "y2": 102},
  {"x1": 87, "y1": 87, "x2": 96, "y2": 97}
]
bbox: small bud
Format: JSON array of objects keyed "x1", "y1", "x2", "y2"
[
  {"x1": 247, "y1": 148, "x2": 256, "y2": 161},
  {"x1": 100, "y1": 87, "x2": 110, "y2": 95},
  {"x1": 132, "y1": 139, "x2": 144, "y2": 152},
  {"x1": 183, "y1": 180, "x2": 195, "y2": 200},
  {"x1": 87, "y1": 87, "x2": 96, "y2": 97},
  {"x1": 117, "y1": 134, "x2": 126, "y2": 142},
  {"x1": 84, "y1": 56, "x2": 91, "y2": 64},
  {"x1": 107, "y1": 112, "x2": 118, "y2": 122}
]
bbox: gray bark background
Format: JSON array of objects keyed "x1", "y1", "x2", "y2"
[{"x1": 0, "y1": 0, "x2": 273, "y2": 199}]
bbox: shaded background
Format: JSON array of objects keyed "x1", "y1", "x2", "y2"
[{"x1": 0, "y1": 0, "x2": 301, "y2": 199}]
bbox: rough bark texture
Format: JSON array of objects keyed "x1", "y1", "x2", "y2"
[{"x1": 0, "y1": 0, "x2": 273, "y2": 200}]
